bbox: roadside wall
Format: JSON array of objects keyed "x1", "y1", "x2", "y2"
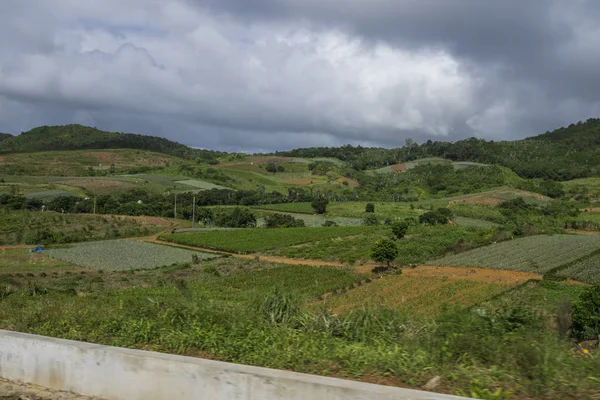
[{"x1": 0, "y1": 330, "x2": 467, "y2": 400}]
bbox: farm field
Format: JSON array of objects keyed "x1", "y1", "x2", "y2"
[
  {"x1": 554, "y1": 250, "x2": 600, "y2": 283},
  {"x1": 453, "y1": 216, "x2": 500, "y2": 229},
  {"x1": 373, "y1": 158, "x2": 489, "y2": 174},
  {"x1": 46, "y1": 240, "x2": 219, "y2": 270},
  {"x1": 430, "y1": 234, "x2": 600, "y2": 274},
  {"x1": 254, "y1": 201, "x2": 423, "y2": 220},
  {"x1": 0, "y1": 211, "x2": 164, "y2": 245},
  {"x1": 175, "y1": 179, "x2": 230, "y2": 190},
  {"x1": 320, "y1": 275, "x2": 515, "y2": 315},
  {"x1": 270, "y1": 225, "x2": 495, "y2": 264},
  {"x1": 445, "y1": 187, "x2": 551, "y2": 206},
  {"x1": 160, "y1": 226, "x2": 385, "y2": 253},
  {"x1": 255, "y1": 211, "x2": 362, "y2": 227}
]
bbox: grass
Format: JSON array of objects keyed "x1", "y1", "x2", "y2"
[
  {"x1": 0, "y1": 211, "x2": 163, "y2": 245},
  {"x1": 254, "y1": 202, "x2": 423, "y2": 220},
  {"x1": 160, "y1": 226, "x2": 386, "y2": 254},
  {"x1": 270, "y1": 224, "x2": 496, "y2": 264},
  {"x1": 320, "y1": 275, "x2": 514, "y2": 315},
  {"x1": 255, "y1": 211, "x2": 362, "y2": 227},
  {"x1": 46, "y1": 240, "x2": 219, "y2": 271},
  {"x1": 430, "y1": 234, "x2": 600, "y2": 274}
]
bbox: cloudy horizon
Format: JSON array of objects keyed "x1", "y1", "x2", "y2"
[{"x1": 1, "y1": 1, "x2": 600, "y2": 152}]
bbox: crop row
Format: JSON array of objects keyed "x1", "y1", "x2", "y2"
[
  {"x1": 47, "y1": 240, "x2": 218, "y2": 271},
  {"x1": 429, "y1": 234, "x2": 600, "y2": 273}
]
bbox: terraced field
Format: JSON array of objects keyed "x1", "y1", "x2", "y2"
[
  {"x1": 430, "y1": 234, "x2": 600, "y2": 274},
  {"x1": 46, "y1": 240, "x2": 218, "y2": 270}
]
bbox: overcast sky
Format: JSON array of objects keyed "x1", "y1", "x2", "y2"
[{"x1": 1, "y1": 1, "x2": 600, "y2": 152}]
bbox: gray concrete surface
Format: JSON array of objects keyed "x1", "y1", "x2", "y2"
[{"x1": 0, "y1": 330, "x2": 469, "y2": 400}]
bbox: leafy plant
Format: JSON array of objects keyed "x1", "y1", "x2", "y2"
[{"x1": 370, "y1": 238, "x2": 399, "y2": 267}]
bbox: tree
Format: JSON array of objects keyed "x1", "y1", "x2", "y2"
[
  {"x1": 419, "y1": 210, "x2": 450, "y2": 225},
  {"x1": 266, "y1": 163, "x2": 277, "y2": 173},
  {"x1": 365, "y1": 203, "x2": 375, "y2": 213},
  {"x1": 571, "y1": 283, "x2": 600, "y2": 340},
  {"x1": 276, "y1": 165, "x2": 285, "y2": 173},
  {"x1": 265, "y1": 213, "x2": 305, "y2": 228},
  {"x1": 311, "y1": 198, "x2": 329, "y2": 214},
  {"x1": 391, "y1": 221, "x2": 409, "y2": 239},
  {"x1": 370, "y1": 238, "x2": 399, "y2": 267}
]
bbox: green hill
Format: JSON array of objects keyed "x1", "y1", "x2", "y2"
[
  {"x1": 0, "y1": 124, "x2": 225, "y2": 162},
  {"x1": 0, "y1": 132, "x2": 13, "y2": 142},
  {"x1": 276, "y1": 118, "x2": 600, "y2": 180}
]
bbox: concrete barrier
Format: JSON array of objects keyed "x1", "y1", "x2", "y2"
[{"x1": 0, "y1": 330, "x2": 468, "y2": 400}]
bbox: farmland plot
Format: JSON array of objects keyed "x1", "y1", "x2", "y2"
[
  {"x1": 161, "y1": 226, "x2": 385, "y2": 253},
  {"x1": 47, "y1": 240, "x2": 218, "y2": 270},
  {"x1": 321, "y1": 275, "x2": 513, "y2": 315},
  {"x1": 555, "y1": 251, "x2": 600, "y2": 283},
  {"x1": 430, "y1": 234, "x2": 600, "y2": 274}
]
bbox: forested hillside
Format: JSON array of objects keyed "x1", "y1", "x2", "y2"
[
  {"x1": 276, "y1": 118, "x2": 600, "y2": 180},
  {"x1": 0, "y1": 125, "x2": 225, "y2": 162},
  {"x1": 0, "y1": 133, "x2": 12, "y2": 142}
]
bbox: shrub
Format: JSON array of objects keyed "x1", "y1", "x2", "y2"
[
  {"x1": 571, "y1": 283, "x2": 600, "y2": 340},
  {"x1": 419, "y1": 210, "x2": 449, "y2": 225},
  {"x1": 258, "y1": 288, "x2": 301, "y2": 325},
  {"x1": 370, "y1": 238, "x2": 399, "y2": 267},
  {"x1": 391, "y1": 221, "x2": 409, "y2": 240},
  {"x1": 362, "y1": 214, "x2": 379, "y2": 226},
  {"x1": 322, "y1": 220, "x2": 338, "y2": 227},
  {"x1": 365, "y1": 203, "x2": 375, "y2": 213}
]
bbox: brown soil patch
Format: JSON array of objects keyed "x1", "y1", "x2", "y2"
[
  {"x1": 582, "y1": 207, "x2": 600, "y2": 213},
  {"x1": 282, "y1": 178, "x2": 313, "y2": 185},
  {"x1": 449, "y1": 196, "x2": 504, "y2": 206},
  {"x1": 391, "y1": 163, "x2": 406, "y2": 172},
  {"x1": 336, "y1": 177, "x2": 360, "y2": 187}
]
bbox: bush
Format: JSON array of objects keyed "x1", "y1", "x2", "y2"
[
  {"x1": 370, "y1": 238, "x2": 399, "y2": 267},
  {"x1": 322, "y1": 220, "x2": 338, "y2": 227},
  {"x1": 266, "y1": 163, "x2": 277, "y2": 173},
  {"x1": 419, "y1": 210, "x2": 450, "y2": 225},
  {"x1": 264, "y1": 214, "x2": 305, "y2": 228},
  {"x1": 258, "y1": 288, "x2": 301, "y2": 325},
  {"x1": 571, "y1": 283, "x2": 600, "y2": 340},
  {"x1": 311, "y1": 198, "x2": 329, "y2": 214},
  {"x1": 365, "y1": 203, "x2": 375, "y2": 213},
  {"x1": 391, "y1": 221, "x2": 409, "y2": 239},
  {"x1": 362, "y1": 214, "x2": 379, "y2": 226}
]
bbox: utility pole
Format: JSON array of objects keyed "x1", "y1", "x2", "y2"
[
  {"x1": 174, "y1": 194, "x2": 177, "y2": 219},
  {"x1": 192, "y1": 196, "x2": 196, "y2": 229}
]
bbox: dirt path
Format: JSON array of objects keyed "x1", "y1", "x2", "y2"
[{"x1": 0, "y1": 378, "x2": 104, "y2": 400}]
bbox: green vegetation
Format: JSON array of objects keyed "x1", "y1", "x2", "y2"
[
  {"x1": 161, "y1": 226, "x2": 384, "y2": 254},
  {"x1": 571, "y1": 283, "x2": 600, "y2": 340},
  {"x1": 0, "y1": 248, "x2": 81, "y2": 274},
  {"x1": 46, "y1": 240, "x2": 219, "y2": 271},
  {"x1": 430, "y1": 234, "x2": 600, "y2": 274}
]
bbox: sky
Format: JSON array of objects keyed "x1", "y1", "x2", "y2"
[{"x1": 1, "y1": 0, "x2": 600, "y2": 152}]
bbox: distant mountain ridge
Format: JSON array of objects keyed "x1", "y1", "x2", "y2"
[{"x1": 0, "y1": 124, "x2": 225, "y2": 162}]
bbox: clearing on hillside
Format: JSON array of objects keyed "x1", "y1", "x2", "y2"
[
  {"x1": 446, "y1": 187, "x2": 551, "y2": 206},
  {"x1": 46, "y1": 240, "x2": 218, "y2": 271},
  {"x1": 430, "y1": 234, "x2": 600, "y2": 274}
]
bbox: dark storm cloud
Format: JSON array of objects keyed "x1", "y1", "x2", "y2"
[{"x1": 0, "y1": 0, "x2": 599, "y2": 151}]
